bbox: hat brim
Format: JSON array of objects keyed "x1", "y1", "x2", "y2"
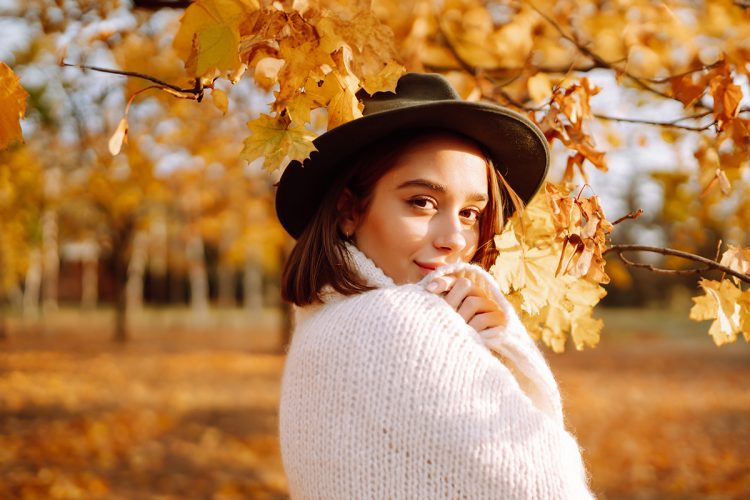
[{"x1": 276, "y1": 100, "x2": 549, "y2": 239}]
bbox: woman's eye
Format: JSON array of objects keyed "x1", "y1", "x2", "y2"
[
  {"x1": 409, "y1": 197, "x2": 436, "y2": 210},
  {"x1": 460, "y1": 209, "x2": 481, "y2": 224}
]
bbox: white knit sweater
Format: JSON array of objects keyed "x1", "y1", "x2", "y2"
[{"x1": 279, "y1": 244, "x2": 593, "y2": 499}]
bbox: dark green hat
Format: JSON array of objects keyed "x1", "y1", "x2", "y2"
[{"x1": 275, "y1": 72, "x2": 549, "y2": 239}]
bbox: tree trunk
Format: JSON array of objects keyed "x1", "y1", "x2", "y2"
[
  {"x1": 113, "y1": 246, "x2": 129, "y2": 343},
  {"x1": 148, "y1": 214, "x2": 168, "y2": 303},
  {"x1": 217, "y1": 263, "x2": 236, "y2": 307},
  {"x1": 111, "y1": 220, "x2": 134, "y2": 343},
  {"x1": 80, "y1": 242, "x2": 99, "y2": 310},
  {"x1": 0, "y1": 305, "x2": 6, "y2": 340},
  {"x1": 243, "y1": 256, "x2": 262, "y2": 312},
  {"x1": 187, "y1": 234, "x2": 209, "y2": 321},
  {"x1": 126, "y1": 230, "x2": 148, "y2": 313},
  {"x1": 41, "y1": 209, "x2": 59, "y2": 314},
  {"x1": 23, "y1": 248, "x2": 42, "y2": 319}
]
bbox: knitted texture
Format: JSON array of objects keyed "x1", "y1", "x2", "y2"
[{"x1": 280, "y1": 245, "x2": 593, "y2": 499}]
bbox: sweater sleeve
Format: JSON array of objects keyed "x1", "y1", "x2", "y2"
[
  {"x1": 279, "y1": 285, "x2": 593, "y2": 500},
  {"x1": 420, "y1": 262, "x2": 564, "y2": 423}
]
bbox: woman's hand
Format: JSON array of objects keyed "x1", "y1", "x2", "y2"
[{"x1": 426, "y1": 275, "x2": 507, "y2": 333}]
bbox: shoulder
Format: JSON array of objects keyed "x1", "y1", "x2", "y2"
[
  {"x1": 294, "y1": 283, "x2": 484, "y2": 357},
  {"x1": 326, "y1": 284, "x2": 462, "y2": 331}
]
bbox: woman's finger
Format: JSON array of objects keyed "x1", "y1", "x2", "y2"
[
  {"x1": 456, "y1": 295, "x2": 495, "y2": 323},
  {"x1": 443, "y1": 277, "x2": 474, "y2": 309},
  {"x1": 426, "y1": 275, "x2": 456, "y2": 294},
  {"x1": 468, "y1": 311, "x2": 507, "y2": 332}
]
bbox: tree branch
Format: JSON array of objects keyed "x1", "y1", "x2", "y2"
[
  {"x1": 611, "y1": 209, "x2": 643, "y2": 226},
  {"x1": 61, "y1": 62, "x2": 204, "y2": 100},
  {"x1": 593, "y1": 113, "x2": 716, "y2": 131},
  {"x1": 523, "y1": 1, "x2": 711, "y2": 109},
  {"x1": 604, "y1": 244, "x2": 750, "y2": 284}
]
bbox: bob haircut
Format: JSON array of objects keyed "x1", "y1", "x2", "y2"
[{"x1": 281, "y1": 129, "x2": 523, "y2": 306}]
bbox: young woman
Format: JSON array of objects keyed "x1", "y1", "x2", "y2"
[{"x1": 275, "y1": 73, "x2": 593, "y2": 499}]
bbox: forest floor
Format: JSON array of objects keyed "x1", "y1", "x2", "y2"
[{"x1": 1, "y1": 307, "x2": 749, "y2": 499}]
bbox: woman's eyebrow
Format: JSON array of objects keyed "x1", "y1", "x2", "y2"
[{"x1": 397, "y1": 178, "x2": 488, "y2": 203}]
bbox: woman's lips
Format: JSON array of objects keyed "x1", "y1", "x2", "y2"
[{"x1": 415, "y1": 261, "x2": 442, "y2": 274}]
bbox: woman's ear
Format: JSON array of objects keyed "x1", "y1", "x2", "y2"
[{"x1": 336, "y1": 188, "x2": 359, "y2": 237}]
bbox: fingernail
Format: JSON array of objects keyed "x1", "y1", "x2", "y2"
[{"x1": 426, "y1": 282, "x2": 439, "y2": 292}]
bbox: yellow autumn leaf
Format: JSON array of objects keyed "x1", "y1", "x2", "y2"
[
  {"x1": 492, "y1": 187, "x2": 608, "y2": 351},
  {"x1": 240, "y1": 114, "x2": 316, "y2": 172},
  {"x1": 254, "y1": 57, "x2": 284, "y2": 90},
  {"x1": 571, "y1": 313, "x2": 604, "y2": 351},
  {"x1": 492, "y1": 227, "x2": 563, "y2": 315},
  {"x1": 284, "y1": 91, "x2": 317, "y2": 127},
  {"x1": 0, "y1": 62, "x2": 28, "y2": 151},
  {"x1": 212, "y1": 89, "x2": 229, "y2": 114},
  {"x1": 327, "y1": 87, "x2": 362, "y2": 129},
  {"x1": 719, "y1": 245, "x2": 750, "y2": 279},
  {"x1": 740, "y1": 293, "x2": 750, "y2": 342},
  {"x1": 527, "y1": 73, "x2": 552, "y2": 104},
  {"x1": 360, "y1": 60, "x2": 404, "y2": 96},
  {"x1": 174, "y1": 0, "x2": 254, "y2": 77},
  {"x1": 689, "y1": 279, "x2": 745, "y2": 346}
]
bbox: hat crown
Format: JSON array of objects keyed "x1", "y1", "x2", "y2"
[{"x1": 361, "y1": 73, "x2": 462, "y2": 116}]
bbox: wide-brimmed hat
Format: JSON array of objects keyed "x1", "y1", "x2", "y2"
[{"x1": 275, "y1": 72, "x2": 549, "y2": 239}]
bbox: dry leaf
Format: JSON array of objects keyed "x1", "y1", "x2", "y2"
[
  {"x1": 0, "y1": 62, "x2": 28, "y2": 151},
  {"x1": 689, "y1": 279, "x2": 748, "y2": 346},
  {"x1": 212, "y1": 89, "x2": 229, "y2": 114},
  {"x1": 108, "y1": 118, "x2": 128, "y2": 156}
]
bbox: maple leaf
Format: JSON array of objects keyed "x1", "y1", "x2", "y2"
[
  {"x1": 707, "y1": 59, "x2": 743, "y2": 131},
  {"x1": 492, "y1": 186, "x2": 608, "y2": 351},
  {"x1": 253, "y1": 57, "x2": 284, "y2": 90},
  {"x1": 0, "y1": 62, "x2": 28, "y2": 151},
  {"x1": 174, "y1": 0, "x2": 254, "y2": 77},
  {"x1": 361, "y1": 60, "x2": 404, "y2": 96},
  {"x1": 719, "y1": 245, "x2": 750, "y2": 282},
  {"x1": 240, "y1": 114, "x2": 316, "y2": 172},
  {"x1": 689, "y1": 279, "x2": 748, "y2": 346},
  {"x1": 669, "y1": 73, "x2": 706, "y2": 108}
]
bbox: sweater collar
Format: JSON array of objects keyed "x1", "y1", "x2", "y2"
[{"x1": 344, "y1": 243, "x2": 396, "y2": 289}]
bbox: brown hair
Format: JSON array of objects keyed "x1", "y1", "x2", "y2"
[{"x1": 280, "y1": 130, "x2": 523, "y2": 306}]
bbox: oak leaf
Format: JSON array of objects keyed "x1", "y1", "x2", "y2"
[{"x1": 0, "y1": 63, "x2": 28, "y2": 151}]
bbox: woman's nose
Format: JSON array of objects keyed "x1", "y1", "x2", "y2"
[{"x1": 432, "y1": 215, "x2": 467, "y2": 252}]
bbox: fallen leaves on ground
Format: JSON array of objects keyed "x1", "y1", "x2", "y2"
[{"x1": 1, "y1": 317, "x2": 749, "y2": 498}]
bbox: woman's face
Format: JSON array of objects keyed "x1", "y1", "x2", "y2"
[{"x1": 345, "y1": 134, "x2": 490, "y2": 284}]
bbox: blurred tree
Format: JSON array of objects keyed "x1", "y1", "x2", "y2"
[
  {"x1": 3, "y1": 0, "x2": 750, "y2": 347},
  {"x1": 154, "y1": 0, "x2": 750, "y2": 349}
]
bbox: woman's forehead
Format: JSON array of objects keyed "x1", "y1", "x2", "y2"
[{"x1": 383, "y1": 134, "x2": 490, "y2": 192}]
